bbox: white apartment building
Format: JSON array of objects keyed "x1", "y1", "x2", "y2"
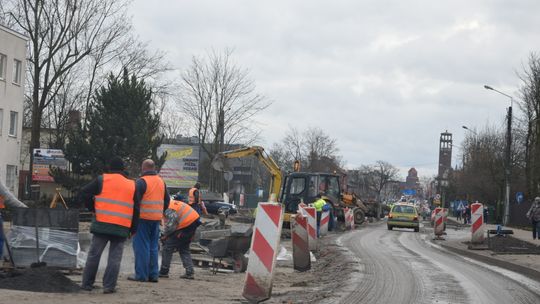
[{"x1": 0, "y1": 25, "x2": 27, "y2": 197}]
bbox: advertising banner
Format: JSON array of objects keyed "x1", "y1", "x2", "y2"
[
  {"x1": 158, "y1": 144, "x2": 199, "y2": 188},
  {"x1": 32, "y1": 149, "x2": 68, "y2": 182}
]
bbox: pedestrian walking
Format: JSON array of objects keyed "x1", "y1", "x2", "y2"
[
  {"x1": 159, "y1": 199, "x2": 201, "y2": 279},
  {"x1": 188, "y1": 182, "x2": 208, "y2": 215},
  {"x1": 483, "y1": 203, "x2": 489, "y2": 224},
  {"x1": 80, "y1": 157, "x2": 141, "y2": 294},
  {"x1": 129, "y1": 159, "x2": 170, "y2": 283},
  {"x1": 526, "y1": 197, "x2": 540, "y2": 240},
  {"x1": 465, "y1": 204, "x2": 472, "y2": 224}
]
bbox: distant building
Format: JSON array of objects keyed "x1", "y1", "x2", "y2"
[
  {"x1": 400, "y1": 167, "x2": 422, "y2": 197},
  {"x1": 0, "y1": 25, "x2": 26, "y2": 197},
  {"x1": 438, "y1": 131, "x2": 452, "y2": 179}
]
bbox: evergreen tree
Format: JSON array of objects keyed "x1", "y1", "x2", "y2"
[{"x1": 54, "y1": 69, "x2": 166, "y2": 192}]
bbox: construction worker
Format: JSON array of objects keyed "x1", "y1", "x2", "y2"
[
  {"x1": 80, "y1": 157, "x2": 141, "y2": 294},
  {"x1": 188, "y1": 182, "x2": 208, "y2": 215},
  {"x1": 313, "y1": 193, "x2": 326, "y2": 237},
  {"x1": 159, "y1": 199, "x2": 201, "y2": 279},
  {"x1": 129, "y1": 159, "x2": 170, "y2": 283}
]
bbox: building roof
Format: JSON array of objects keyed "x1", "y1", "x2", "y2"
[{"x1": 0, "y1": 23, "x2": 28, "y2": 41}]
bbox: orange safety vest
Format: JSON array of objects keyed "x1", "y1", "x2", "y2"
[
  {"x1": 168, "y1": 200, "x2": 200, "y2": 230},
  {"x1": 94, "y1": 173, "x2": 136, "y2": 228},
  {"x1": 0, "y1": 195, "x2": 5, "y2": 209},
  {"x1": 188, "y1": 187, "x2": 200, "y2": 206},
  {"x1": 140, "y1": 175, "x2": 165, "y2": 221}
]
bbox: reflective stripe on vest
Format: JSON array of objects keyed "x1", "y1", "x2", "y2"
[
  {"x1": 94, "y1": 173, "x2": 135, "y2": 228},
  {"x1": 188, "y1": 187, "x2": 200, "y2": 205},
  {"x1": 169, "y1": 200, "x2": 199, "y2": 230},
  {"x1": 140, "y1": 175, "x2": 165, "y2": 220}
]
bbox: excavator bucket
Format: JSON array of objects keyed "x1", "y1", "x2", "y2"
[{"x1": 211, "y1": 154, "x2": 228, "y2": 171}]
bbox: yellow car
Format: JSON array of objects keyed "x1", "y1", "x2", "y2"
[{"x1": 387, "y1": 203, "x2": 420, "y2": 232}]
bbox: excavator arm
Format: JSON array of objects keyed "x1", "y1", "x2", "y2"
[{"x1": 212, "y1": 146, "x2": 282, "y2": 200}]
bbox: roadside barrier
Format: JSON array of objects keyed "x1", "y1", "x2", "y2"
[
  {"x1": 301, "y1": 206, "x2": 318, "y2": 251},
  {"x1": 320, "y1": 210, "x2": 329, "y2": 236},
  {"x1": 291, "y1": 214, "x2": 310, "y2": 272},
  {"x1": 433, "y1": 207, "x2": 444, "y2": 239},
  {"x1": 243, "y1": 203, "x2": 284, "y2": 303},
  {"x1": 471, "y1": 203, "x2": 485, "y2": 244},
  {"x1": 344, "y1": 208, "x2": 354, "y2": 230}
]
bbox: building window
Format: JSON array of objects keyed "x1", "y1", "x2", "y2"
[
  {"x1": 6, "y1": 165, "x2": 17, "y2": 193},
  {"x1": 0, "y1": 53, "x2": 6, "y2": 80},
  {"x1": 13, "y1": 59, "x2": 22, "y2": 85},
  {"x1": 0, "y1": 108, "x2": 3, "y2": 136},
  {"x1": 9, "y1": 111, "x2": 18, "y2": 137}
]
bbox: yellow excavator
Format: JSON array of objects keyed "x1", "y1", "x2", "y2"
[{"x1": 212, "y1": 146, "x2": 369, "y2": 226}]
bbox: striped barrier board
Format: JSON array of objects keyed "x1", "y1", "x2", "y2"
[
  {"x1": 243, "y1": 203, "x2": 284, "y2": 303},
  {"x1": 302, "y1": 206, "x2": 318, "y2": 251},
  {"x1": 433, "y1": 207, "x2": 444, "y2": 238},
  {"x1": 320, "y1": 210, "x2": 329, "y2": 236},
  {"x1": 291, "y1": 214, "x2": 310, "y2": 272},
  {"x1": 471, "y1": 203, "x2": 485, "y2": 244},
  {"x1": 344, "y1": 208, "x2": 354, "y2": 230}
]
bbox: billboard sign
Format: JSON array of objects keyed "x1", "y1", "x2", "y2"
[
  {"x1": 32, "y1": 149, "x2": 68, "y2": 182},
  {"x1": 158, "y1": 144, "x2": 199, "y2": 188}
]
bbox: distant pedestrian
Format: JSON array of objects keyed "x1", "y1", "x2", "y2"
[
  {"x1": 526, "y1": 197, "x2": 540, "y2": 240},
  {"x1": 159, "y1": 199, "x2": 201, "y2": 279},
  {"x1": 129, "y1": 159, "x2": 170, "y2": 283},
  {"x1": 313, "y1": 193, "x2": 326, "y2": 237},
  {"x1": 80, "y1": 157, "x2": 141, "y2": 294},
  {"x1": 483, "y1": 204, "x2": 489, "y2": 224}
]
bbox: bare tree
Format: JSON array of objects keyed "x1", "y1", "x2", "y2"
[
  {"x1": 361, "y1": 161, "x2": 399, "y2": 220},
  {"x1": 3, "y1": 0, "x2": 134, "y2": 170},
  {"x1": 178, "y1": 49, "x2": 270, "y2": 191},
  {"x1": 518, "y1": 53, "x2": 540, "y2": 196}
]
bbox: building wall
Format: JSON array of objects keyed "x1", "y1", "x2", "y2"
[{"x1": 0, "y1": 25, "x2": 26, "y2": 197}]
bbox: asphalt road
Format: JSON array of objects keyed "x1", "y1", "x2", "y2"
[{"x1": 337, "y1": 221, "x2": 540, "y2": 304}]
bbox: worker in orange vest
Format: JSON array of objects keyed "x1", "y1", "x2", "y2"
[
  {"x1": 188, "y1": 182, "x2": 208, "y2": 215},
  {"x1": 159, "y1": 199, "x2": 201, "y2": 280},
  {"x1": 80, "y1": 157, "x2": 141, "y2": 294},
  {"x1": 129, "y1": 159, "x2": 170, "y2": 283}
]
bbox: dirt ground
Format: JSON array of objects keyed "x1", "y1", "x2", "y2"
[{"x1": 1, "y1": 221, "x2": 358, "y2": 304}]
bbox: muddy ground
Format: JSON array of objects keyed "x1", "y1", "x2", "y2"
[{"x1": 1, "y1": 222, "x2": 358, "y2": 304}]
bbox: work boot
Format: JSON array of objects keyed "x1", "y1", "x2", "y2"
[
  {"x1": 180, "y1": 272, "x2": 194, "y2": 280},
  {"x1": 158, "y1": 273, "x2": 169, "y2": 278}
]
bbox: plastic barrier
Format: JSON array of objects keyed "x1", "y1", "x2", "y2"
[
  {"x1": 433, "y1": 207, "x2": 444, "y2": 239},
  {"x1": 320, "y1": 210, "x2": 329, "y2": 236},
  {"x1": 243, "y1": 203, "x2": 283, "y2": 303},
  {"x1": 291, "y1": 214, "x2": 310, "y2": 272},
  {"x1": 344, "y1": 208, "x2": 354, "y2": 230},
  {"x1": 471, "y1": 203, "x2": 485, "y2": 244},
  {"x1": 301, "y1": 206, "x2": 317, "y2": 251}
]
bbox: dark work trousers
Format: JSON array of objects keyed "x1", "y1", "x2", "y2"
[
  {"x1": 316, "y1": 211, "x2": 322, "y2": 237},
  {"x1": 81, "y1": 234, "x2": 126, "y2": 291},
  {"x1": 132, "y1": 219, "x2": 160, "y2": 281},
  {"x1": 533, "y1": 220, "x2": 540, "y2": 239},
  {"x1": 159, "y1": 222, "x2": 198, "y2": 276}
]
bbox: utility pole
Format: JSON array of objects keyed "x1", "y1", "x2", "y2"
[{"x1": 484, "y1": 85, "x2": 512, "y2": 226}]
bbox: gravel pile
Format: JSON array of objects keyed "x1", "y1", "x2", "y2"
[{"x1": 0, "y1": 267, "x2": 80, "y2": 293}]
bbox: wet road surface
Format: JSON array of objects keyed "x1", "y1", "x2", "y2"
[{"x1": 338, "y1": 222, "x2": 540, "y2": 304}]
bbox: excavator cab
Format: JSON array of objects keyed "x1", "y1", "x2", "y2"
[{"x1": 280, "y1": 172, "x2": 341, "y2": 214}]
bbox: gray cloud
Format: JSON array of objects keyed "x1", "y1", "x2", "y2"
[{"x1": 130, "y1": 0, "x2": 540, "y2": 177}]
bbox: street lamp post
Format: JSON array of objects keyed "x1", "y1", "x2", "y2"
[{"x1": 484, "y1": 85, "x2": 512, "y2": 226}]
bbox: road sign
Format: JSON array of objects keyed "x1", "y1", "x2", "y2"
[{"x1": 516, "y1": 192, "x2": 524, "y2": 204}]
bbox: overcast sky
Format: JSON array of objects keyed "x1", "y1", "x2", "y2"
[{"x1": 130, "y1": 0, "x2": 540, "y2": 179}]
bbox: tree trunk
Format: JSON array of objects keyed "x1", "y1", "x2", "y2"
[{"x1": 0, "y1": 180, "x2": 28, "y2": 208}]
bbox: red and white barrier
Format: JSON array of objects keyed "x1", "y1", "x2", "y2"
[
  {"x1": 433, "y1": 207, "x2": 444, "y2": 238},
  {"x1": 320, "y1": 210, "x2": 330, "y2": 236},
  {"x1": 471, "y1": 203, "x2": 485, "y2": 244},
  {"x1": 291, "y1": 214, "x2": 310, "y2": 272},
  {"x1": 239, "y1": 193, "x2": 245, "y2": 207},
  {"x1": 301, "y1": 206, "x2": 317, "y2": 251},
  {"x1": 243, "y1": 203, "x2": 284, "y2": 303},
  {"x1": 344, "y1": 208, "x2": 354, "y2": 230}
]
